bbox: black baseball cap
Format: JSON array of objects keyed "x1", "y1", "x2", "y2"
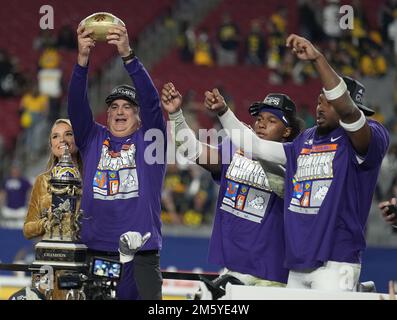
[
  {"x1": 249, "y1": 93, "x2": 296, "y2": 117},
  {"x1": 105, "y1": 84, "x2": 139, "y2": 107},
  {"x1": 342, "y1": 76, "x2": 374, "y2": 116}
]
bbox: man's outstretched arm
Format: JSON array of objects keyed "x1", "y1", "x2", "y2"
[
  {"x1": 107, "y1": 25, "x2": 165, "y2": 133},
  {"x1": 161, "y1": 82, "x2": 222, "y2": 176},
  {"x1": 67, "y1": 25, "x2": 96, "y2": 149},
  {"x1": 205, "y1": 88, "x2": 287, "y2": 165},
  {"x1": 286, "y1": 34, "x2": 371, "y2": 155}
]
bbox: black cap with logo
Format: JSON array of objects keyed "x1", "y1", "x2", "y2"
[
  {"x1": 105, "y1": 84, "x2": 139, "y2": 107},
  {"x1": 249, "y1": 93, "x2": 296, "y2": 117},
  {"x1": 342, "y1": 76, "x2": 374, "y2": 116}
]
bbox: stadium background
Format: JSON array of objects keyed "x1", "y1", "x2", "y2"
[{"x1": 0, "y1": 0, "x2": 397, "y2": 298}]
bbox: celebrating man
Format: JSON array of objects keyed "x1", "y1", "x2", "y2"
[{"x1": 68, "y1": 23, "x2": 166, "y2": 300}]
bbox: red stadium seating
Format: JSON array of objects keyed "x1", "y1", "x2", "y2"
[
  {"x1": 151, "y1": 49, "x2": 322, "y2": 128},
  {"x1": 0, "y1": 0, "x2": 174, "y2": 74}
]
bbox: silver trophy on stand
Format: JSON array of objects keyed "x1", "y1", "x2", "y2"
[{"x1": 31, "y1": 145, "x2": 87, "y2": 299}]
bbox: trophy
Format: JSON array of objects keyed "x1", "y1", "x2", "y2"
[
  {"x1": 79, "y1": 12, "x2": 125, "y2": 41},
  {"x1": 33, "y1": 145, "x2": 87, "y2": 268}
]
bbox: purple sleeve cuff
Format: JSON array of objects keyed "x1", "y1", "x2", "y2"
[
  {"x1": 123, "y1": 57, "x2": 140, "y2": 74},
  {"x1": 353, "y1": 120, "x2": 389, "y2": 168},
  {"x1": 74, "y1": 63, "x2": 89, "y2": 76}
]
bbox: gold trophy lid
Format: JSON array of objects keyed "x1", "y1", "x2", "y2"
[
  {"x1": 51, "y1": 145, "x2": 81, "y2": 186},
  {"x1": 79, "y1": 12, "x2": 125, "y2": 41}
]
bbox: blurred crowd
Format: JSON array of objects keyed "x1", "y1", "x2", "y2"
[
  {"x1": 162, "y1": 164, "x2": 216, "y2": 227},
  {"x1": 0, "y1": 26, "x2": 75, "y2": 98},
  {"x1": 0, "y1": 26, "x2": 77, "y2": 227},
  {"x1": 176, "y1": 0, "x2": 397, "y2": 83},
  {"x1": 0, "y1": 25, "x2": 77, "y2": 167}
]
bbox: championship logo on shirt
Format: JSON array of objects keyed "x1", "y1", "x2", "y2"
[
  {"x1": 220, "y1": 153, "x2": 275, "y2": 223},
  {"x1": 239, "y1": 186, "x2": 249, "y2": 195},
  {"x1": 108, "y1": 171, "x2": 119, "y2": 195},
  {"x1": 235, "y1": 194, "x2": 246, "y2": 210},
  {"x1": 93, "y1": 171, "x2": 107, "y2": 188},
  {"x1": 248, "y1": 196, "x2": 265, "y2": 210},
  {"x1": 245, "y1": 188, "x2": 270, "y2": 216},
  {"x1": 119, "y1": 169, "x2": 138, "y2": 193},
  {"x1": 226, "y1": 153, "x2": 272, "y2": 190},
  {"x1": 223, "y1": 180, "x2": 239, "y2": 207},
  {"x1": 234, "y1": 186, "x2": 249, "y2": 210},
  {"x1": 289, "y1": 144, "x2": 336, "y2": 214},
  {"x1": 93, "y1": 139, "x2": 139, "y2": 200}
]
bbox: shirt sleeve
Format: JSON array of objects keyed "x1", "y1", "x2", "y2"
[
  {"x1": 352, "y1": 120, "x2": 390, "y2": 169},
  {"x1": 218, "y1": 109, "x2": 287, "y2": 165},
  {"x1": 124, "y1": 58, "x2": 166, "y2": 133},
  {"x1": 211, "y1": 138, "x2": 234, "y2": 184},
  {"x1": 67, "y1": 64, "x2": 96, "y2": 150},
  {"x1": 23, "y1": 175, "x2": 50, "y2": 240},
  {"x1": 283, "y1": 141, "x2": 297, "y2": 165}
]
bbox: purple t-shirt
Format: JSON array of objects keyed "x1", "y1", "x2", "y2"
[
  {"x1": 68, "y1": 60, "x2": 166, "y2": 252},
  {"x1": 209, "y1": 140, "x2": 288, "y2": 283},
  {"x1": 283, "y1": 120, "x2": 389, "y2": 270},
  {"x1": 2, "y1": 177, "x2": 31, "y2": 209}
]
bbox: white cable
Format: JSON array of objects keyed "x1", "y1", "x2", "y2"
[
  {"x1": 339, "y1": 110, "x2": 366, "y2": 132},
  {"x1": 323, "y1": 77, "x2": 347, "y2": 101},
  {"x1": 218, "y1": 109, "x2": 287, "y2": 165}
]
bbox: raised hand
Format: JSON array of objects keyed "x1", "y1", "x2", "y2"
[
  {"x1": 286, "y1": 34, "x2": 321, "y2": 61},
  {"x1": 106, "y1": 25, "x2": 131, "y2": 57},
  {"x1": 161, "y1": 82, "x2": 183, "y2": 114},
  {"x1": 77, "y1": 25, "x2": 95, "y2": 67},
  {"x1": 379, "y1": 197, "x2": 397, "y2": 225},
  {"x1": 204, "y1": 88, "x2": 228, "y2": 115}
]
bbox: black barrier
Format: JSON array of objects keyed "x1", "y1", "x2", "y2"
[
  {"x1": 0, "y1": 263, "x2": 219, "y2": 281},
  {"x1": 0, "y1": 263, "x2": 86, "y2": 273},
  {"x1": 162, "y1": 271, "x2": 218, "y2": 281},
  {"x1": 0, "y1": 263, "x2": 31, "y2": 272}
]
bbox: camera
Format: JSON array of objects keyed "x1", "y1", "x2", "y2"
[
  {"x1": 91, "y1": 257, "x2": 122, "y2": 280},
  {"x1": 57, "y1": 256, "x2": 123, "y2": 300},
  {"x1": 57, "y1": 273, "x2": 86, "y2": 290}
]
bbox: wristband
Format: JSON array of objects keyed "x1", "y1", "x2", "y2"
[
  {"x1": 339, "y1": 110, "x2": 366, "y2": 132},
  {"x1": 122, "y1": 48, "x2": 135, "y2": 62},
  {"x1": 323, "y1": 77, "x2": 347, "y2": 101}
]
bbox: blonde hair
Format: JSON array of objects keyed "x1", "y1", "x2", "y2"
[{"x1": 46, "y1": 118, "x2": 83, "y2": 173}]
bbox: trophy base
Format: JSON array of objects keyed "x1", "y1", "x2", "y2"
[{"x1": 34, "y1": 241, "x2": 88, "y2": 268}]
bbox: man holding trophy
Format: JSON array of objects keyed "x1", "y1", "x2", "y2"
[{"x1": 68, "y1": 13, "x2": 166, "y2": 300}]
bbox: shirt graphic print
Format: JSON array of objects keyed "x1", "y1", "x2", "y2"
[
  {"x1": 289, "y1": 143, "x2": 337, "y2": 214},
  {"x1": 221, "y1": 152, "x2": 276, "y2": 223},
  {"x1": 92, "y1": 138, "x2": 139, "y2": 200}
]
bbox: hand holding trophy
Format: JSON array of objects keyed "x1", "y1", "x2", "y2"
[
  {"x1": 77, "y1": 12, "x2": 132, "y2": 66},
  {"x1": 79, "y1": 12, "x2": 125, "y2": 41}
]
